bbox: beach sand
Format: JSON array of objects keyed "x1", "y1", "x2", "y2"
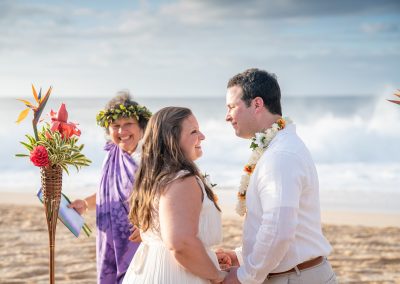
[{"x1": 1, "y1": 193, "x2": 400, "y2": 283}]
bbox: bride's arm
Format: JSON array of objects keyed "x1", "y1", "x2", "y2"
[{"x1": 159, "y1": 176, "x2": 226, "y2": 283}]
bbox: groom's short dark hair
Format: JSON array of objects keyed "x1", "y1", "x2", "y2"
[{"x1": 227, "y1": 68, "x2": 282, "y2": 115}]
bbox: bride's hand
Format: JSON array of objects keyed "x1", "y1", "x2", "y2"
[
  {"x1": 210, "y1": 270, "x2": 228, "y2": 284},
  {"x1": 128, "y1": 225, "x2": 142, "y2": 242}
]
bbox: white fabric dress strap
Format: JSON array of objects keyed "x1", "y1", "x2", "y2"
[
  {"x1": 171, "y1": 170, "x2": 191, "y2": 181},
  {"x1": 194, "y1": 175, "x2": 206, "y2": 201}
]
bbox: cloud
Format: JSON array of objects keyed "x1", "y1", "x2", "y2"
[
  {"x1": 0, "y1": 0, "x2": 399, "y2": 98},
  {"x1": 361, "y1": 22, "x2": 399, "y2": 34},
  {"x1": 159, "y1": 0, "x2": 400, "y2": 24}
]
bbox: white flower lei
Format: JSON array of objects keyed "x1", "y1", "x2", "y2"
[{"x1": 236, "y1": 117, "x2": 292, "y2": 216}]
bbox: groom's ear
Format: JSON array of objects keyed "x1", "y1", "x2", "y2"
[{"x1": 253, "y1": 97, "x2": 264, "y2": 112}]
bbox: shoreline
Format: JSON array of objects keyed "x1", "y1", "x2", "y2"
[{"x1": 2, "y1": 191, "x2": 399, "y2": 228}]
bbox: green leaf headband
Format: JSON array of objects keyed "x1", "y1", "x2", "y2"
[{"x1": 96, "y1": 104, "x2": 152, "y2": 128}]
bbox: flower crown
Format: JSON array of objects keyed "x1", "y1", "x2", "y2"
[{"x1": 96, "y1": 104, "x2": 152, "y2": 128}]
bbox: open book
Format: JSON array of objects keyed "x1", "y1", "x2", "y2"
[{"x1": 37, "y1": 188, "x2": 92, "y2": 237}]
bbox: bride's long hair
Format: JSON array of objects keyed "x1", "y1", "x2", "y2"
[{"x1": 129, "y1": 107, "x2": 220, "y2": 232}]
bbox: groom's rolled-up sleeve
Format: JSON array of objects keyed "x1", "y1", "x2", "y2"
[
  {"x1": 237, "y1": 207, "x2": 298, "y2": 284},
  {"x1": 237, "y1": 152, "x2": 303, "y2": 284}
]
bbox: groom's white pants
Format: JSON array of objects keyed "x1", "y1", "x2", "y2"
[{"x1": 263, "y1": 258, "x2": 337, "y2": 284}]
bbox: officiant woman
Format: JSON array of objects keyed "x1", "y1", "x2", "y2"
[{"x1": 69, "y1": 91, "x2": 152, "y2": 284}]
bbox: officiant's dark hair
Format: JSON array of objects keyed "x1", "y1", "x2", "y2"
[
  {"x1": 129, "y1": 107, "x2": 220, "y2": 232},
  {"x1": 227, "y1": 68, "x2": 282, "y2": 115}
]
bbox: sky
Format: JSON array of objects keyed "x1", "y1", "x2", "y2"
[{"x1": 1, "y1": 0, "x2": 399, "y2": 98}]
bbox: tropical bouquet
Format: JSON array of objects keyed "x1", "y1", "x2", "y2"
[
  {"x1": 16, "y1": 85, "x2": 92, "y2": 234},
  {"x1": 16, "y1": 85, "x2": 91, "y2": 173},
  {"x1": 15, "y1": 85, "x2": 92, "y2": 283}
]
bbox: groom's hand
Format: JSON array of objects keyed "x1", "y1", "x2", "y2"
[{"x1": 222, "y1": 266, "x2": 240, "y2": 284}]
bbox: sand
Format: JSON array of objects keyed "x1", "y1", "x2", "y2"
[{"x1": 0, "y1": 194, "x2": 400, "y2": 283}]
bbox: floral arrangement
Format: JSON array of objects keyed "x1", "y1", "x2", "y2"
[
  {"x1": 15, "y1": 85, "x2": 92, "y2": 281},
  {"x1": 236, "y1": 117, "x2": 292, "y2": 216},
  {"x1": 16, "y1": 85, "x2": 91, "y2": 173},
  {"x1": 388, "y1": 89, "x2": 400, "y2": 105},
  {"x1": 96, "y1": 103, "x2": 152, "y2": 128}
]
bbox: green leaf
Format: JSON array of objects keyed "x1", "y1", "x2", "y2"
[
  {"x1": 61, "y1": 164, "x2": 69, "y2": 175},
  {"x1": 62, "y1": 193, "x2": 72, "y2": 203},
  {"x1": 250, "y1": 142, "x2": 257, "y2": 150},
  {"x1": 15, "y1": 153, "x2": 29, "y2": 157},
  {"x1": 20, "y1": 141, "x2": 34, "y2": 151},
  {"x1": 26, "y1": 135, "x2": 37, "y2": 145}
]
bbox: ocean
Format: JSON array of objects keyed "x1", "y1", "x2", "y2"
[{"x1": 2, "y1": 95, "x2": 400, "y2": 212}]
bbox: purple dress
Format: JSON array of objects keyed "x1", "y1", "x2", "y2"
[{"x1": 96, "y1": 142, "x2": 140, "y2": 284}]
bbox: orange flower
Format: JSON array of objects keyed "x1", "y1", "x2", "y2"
[
  {"x1": 276, "y1": 118, "x2": 286, "y2": 129},
  {"x1": 244, "y1": 164, "x2": 255, "y2": 174},
  {"x1": 213, "y1": 194, "x2": 219, "y2": 203}
]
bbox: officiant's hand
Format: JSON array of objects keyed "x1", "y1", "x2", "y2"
[
  {"x1": 68, "y1": 199, "x2": 87, "y2": 215},
  {"x1": 216, "y1": 249, "x2": 239, "y2": 267},
  {"x1": 129, "y1": 225, "x2": 142, "y2": 242},
  {"x1": 68, "y1": 194, "x2": 95, "y2": 215}
]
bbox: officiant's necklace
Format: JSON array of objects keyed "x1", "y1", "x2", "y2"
[{"x1": 236, "y1": 117, "x2": 292, "y2": 216}]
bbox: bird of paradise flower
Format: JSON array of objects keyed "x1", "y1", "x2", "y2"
[
  {"x1": 388, "y1": 89, "x2": 400, "y2": 106},
  {"x1": 16, "y1": 84, "x2": 52, "y2": 139}
]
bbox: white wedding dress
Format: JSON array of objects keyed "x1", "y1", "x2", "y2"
[{"x1": 122, "y1": 171, "x2": 223, "y2": 284}]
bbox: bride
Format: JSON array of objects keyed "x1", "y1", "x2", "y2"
[{"x1": 123, "y1": 107, "x2": 228, "y2": 284}]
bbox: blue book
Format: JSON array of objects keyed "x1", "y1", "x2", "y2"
[{"x1": 37, "y1": 188, "x2": 92, "y2": 237}]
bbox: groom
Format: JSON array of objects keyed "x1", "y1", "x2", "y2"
[{"x1": 220, "y1": 68, "x2": 336, "y2": 284}]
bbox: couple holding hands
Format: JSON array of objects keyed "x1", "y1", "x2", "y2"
[{"x1": 70, "y1": 68, "x2": 337, "y2": 284}]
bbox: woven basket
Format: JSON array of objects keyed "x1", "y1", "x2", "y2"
[
  {"x1": 40, "y1": 165, "x2": 63, "y2": 284},
  {"x1": 41, "y1": 165, "x2": 63, "y2": 202}
]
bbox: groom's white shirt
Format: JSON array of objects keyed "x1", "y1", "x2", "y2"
[{"x1": 235, "y1": 124, "x2": 332, "y2": 284}]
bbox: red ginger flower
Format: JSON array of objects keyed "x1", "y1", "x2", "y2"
[
  {"x1": 30, "y1": 145, "x2": 50, "y2": 167},
  {"x1": 50, "y1": 103, "x2": 81, "y2": 139}
]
